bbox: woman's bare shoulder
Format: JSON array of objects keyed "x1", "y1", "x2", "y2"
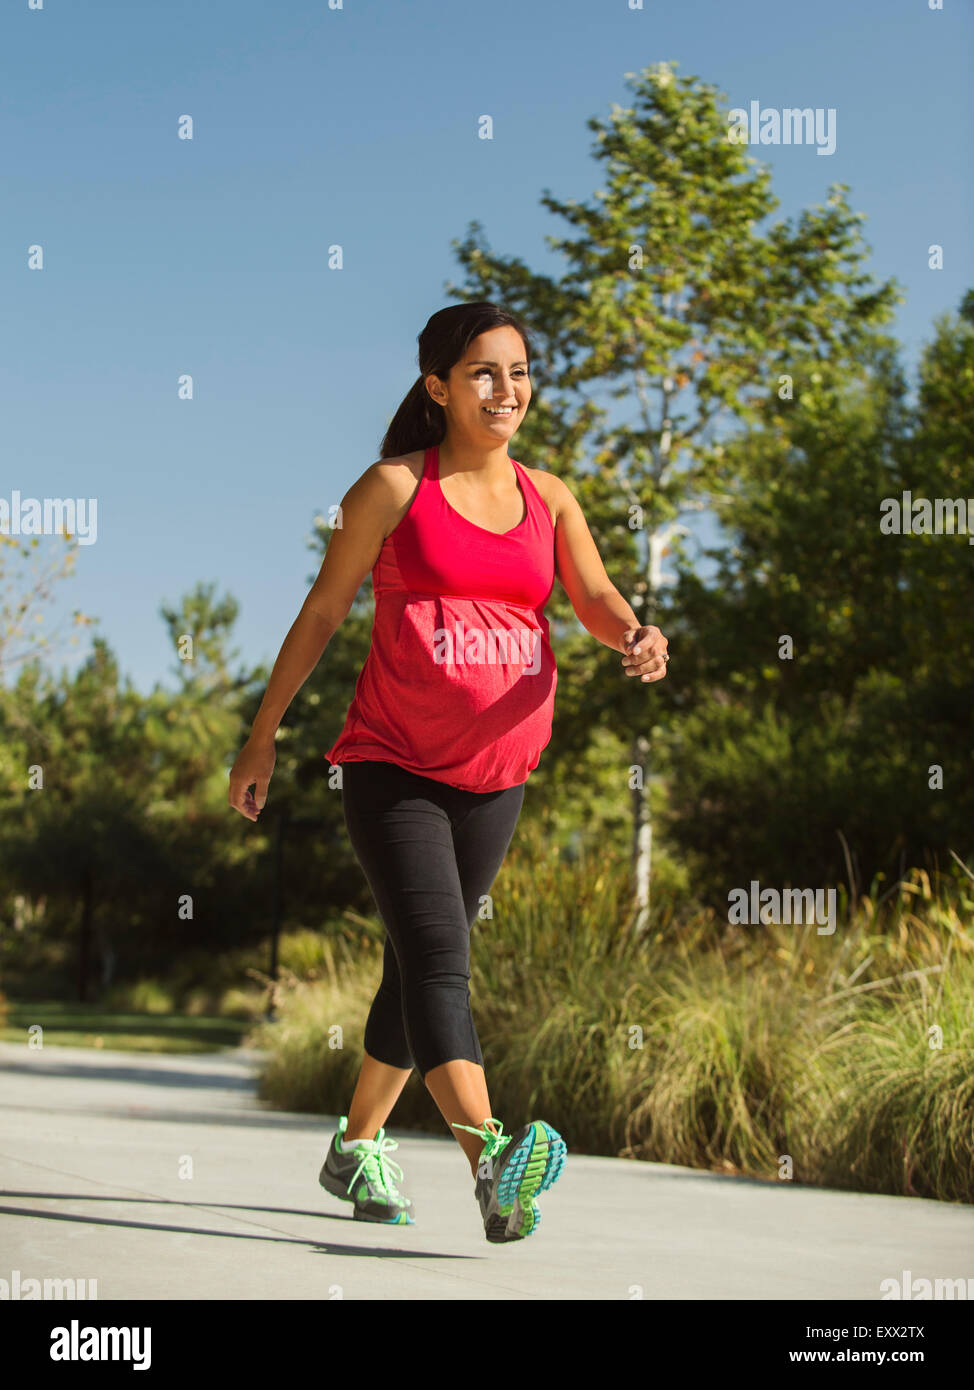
[
  {"x1": 374, "y1": 450, "x2": 424, "y2": 480},
  {"x1": 519, "y1": 461, "x2": 563, "y2": 528},
  {"x1": 366, "y1": 451, "x2": 426, "y2": 539}
]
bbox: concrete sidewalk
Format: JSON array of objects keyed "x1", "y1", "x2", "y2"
[{"x1": 0, "y1": 1040, "x2": 971, "y2": 1300}]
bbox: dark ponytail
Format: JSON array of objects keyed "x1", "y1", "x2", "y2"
[{"x1": 379, "y1": 302, "x2": 534, "y2": 459}]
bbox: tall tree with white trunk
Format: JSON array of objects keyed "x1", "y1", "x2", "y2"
[{"x1": 445, "y1": 61, "x2": 900, "y2": 933}]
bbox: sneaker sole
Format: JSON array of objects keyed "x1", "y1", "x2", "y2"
[{"x1": 492, "y1": 1121, "x2": 566, "y2": 1241}]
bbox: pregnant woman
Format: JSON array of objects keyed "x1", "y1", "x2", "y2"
[{"x1": 228, "y1": 302, "x2": 670, "y2": 1243}]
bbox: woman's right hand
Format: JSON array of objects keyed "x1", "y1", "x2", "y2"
[{"x1": 228, "y1": 735, "x2": 277, "y2": 822}]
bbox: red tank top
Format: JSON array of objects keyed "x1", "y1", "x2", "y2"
[{"x1": 324, "y1": 443, "x2": 557, "y2": 792}]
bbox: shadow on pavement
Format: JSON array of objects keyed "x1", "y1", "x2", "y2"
[
  {"x1": 0, "y1": 1194, "x2": 474, "y2": 1258},
  {"x1": 0, "y1": 1057, "x2": 258, "y2": 1091}
]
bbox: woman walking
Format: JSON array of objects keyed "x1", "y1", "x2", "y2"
[{"x1": 228, "y1": 302, "x2": 669, "y2": 1243}]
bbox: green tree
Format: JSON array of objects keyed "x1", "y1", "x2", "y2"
[
  {"x1": 0, "y1": 533, "x2": 96, "y2": 677},
  {"x1": 659, "y1": 298, "x2": 974, "y2": 905},
  {"x1": 443, "y1": 60, "x2": 901, "y2": 929},
  {"x1": 0, "y1": 585, "x2": 269, "y2": 999}
]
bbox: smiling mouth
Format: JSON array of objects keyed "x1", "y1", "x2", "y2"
[{"x1": 482, "y1": 406, "x2": 516, "y2": 416}]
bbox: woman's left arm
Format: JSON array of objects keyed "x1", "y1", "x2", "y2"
[{"x1": 550, "y1": 473, "x2": 669, "y2": 682}]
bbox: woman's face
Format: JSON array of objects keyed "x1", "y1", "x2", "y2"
[{"x1": 429, "y1": 325, "x2": 531, "y2": 441}]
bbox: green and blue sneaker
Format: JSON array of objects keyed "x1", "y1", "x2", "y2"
[
  {"x1": 452, "y1": 1116, "x2": 566, "y2": 1243},
  {"x1": 318, "y1": 1114, "x2": 414, "y2": 1225}
]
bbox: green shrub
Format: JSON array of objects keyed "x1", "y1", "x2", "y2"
[
  {"x1": 102, "y1": 978, "x2": 174, "y2": 1014},
  {"x1": 248, "y1": 848, "x2": 974, "y2": 1201}
]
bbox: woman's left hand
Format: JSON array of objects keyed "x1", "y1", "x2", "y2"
[{"x1": 621, "y1": 625, "x2": 669, "y2": 683}]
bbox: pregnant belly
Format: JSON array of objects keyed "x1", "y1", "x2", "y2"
[{"x1": 382, "y1": 597, "x2": 556, "y2": 740}]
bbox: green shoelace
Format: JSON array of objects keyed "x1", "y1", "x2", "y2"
[
  {"x1": 451, "y1": 1117, "x2": 511, "y2": 1166},
  {"x1": 345, "y1": 1131, "x2": 407, "y2": 1201}
]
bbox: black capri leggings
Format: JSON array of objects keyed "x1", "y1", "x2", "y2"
[{"x1": 340, "y1": 759, "x2": 525, "y2": 1080}]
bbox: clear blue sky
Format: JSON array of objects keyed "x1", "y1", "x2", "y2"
[{"x1": 4, "y1": 0, "x2": 971, "y2": 696}]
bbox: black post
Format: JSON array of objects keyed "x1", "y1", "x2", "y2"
[
  {"x1": 266, "y1": 808, "x2": 286, "y2": 1021},
  {"x1": 79, "y1": 863, "x2": 93, "y2": 1004}
]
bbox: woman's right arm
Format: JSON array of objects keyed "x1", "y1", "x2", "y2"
[{"x1": 227, "y1": 461, "x2": 402, "y2": 821}]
